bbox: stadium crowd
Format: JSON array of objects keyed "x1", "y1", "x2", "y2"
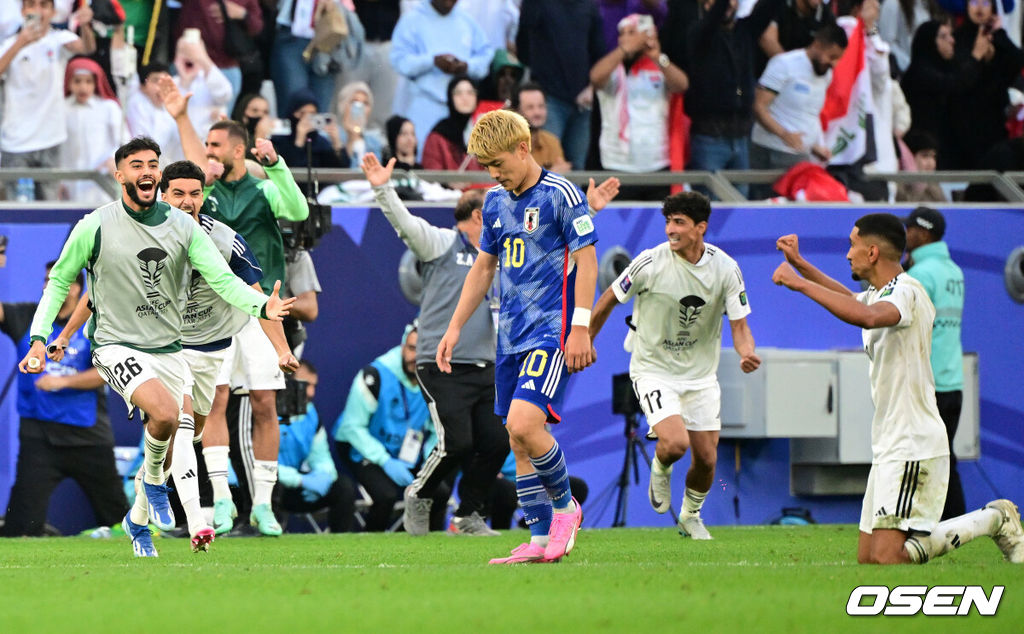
[{"x1": 3, "y1": 0, "x2": 1024, "y2": 204}]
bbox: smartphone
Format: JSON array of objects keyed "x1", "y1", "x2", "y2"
[
  {"x1": 350, "y1": 101, "x2": 367, "y2": 128},
  {"x1": 24, "y1": 13, "x2": 41, "y2": 28},
  {"x1": 311, "y1": 113, "x2": 334, "y2": 130},
  {"x1": 183, "y1": 28, "x2": 201, "y2": 44}
]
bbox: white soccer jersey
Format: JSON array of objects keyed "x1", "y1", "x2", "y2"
[
  {"x1": 857, "y1": 274, "x2": 949, "y2": 464},
  {"x1": 612, "y1": 241, "x2": 750, "y2": 387}
]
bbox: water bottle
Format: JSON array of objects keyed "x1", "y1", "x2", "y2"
[{"x1": 15, "y1": 178, "x2": 35, "y2": 202}]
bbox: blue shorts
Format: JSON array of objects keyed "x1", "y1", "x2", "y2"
[{"x1": 494, "y1": 346, "x2": 568, "y2": 423}]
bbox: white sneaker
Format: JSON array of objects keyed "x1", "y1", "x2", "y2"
[
  {"x1": 648, "y1": 461, "x2": 672, "y2": 514},
  {"x1": 678, "y1": 513, "x2": 713, "y2": 540},
  {"x1": 986, "y1": 499, "x2": 1024, "y2": 563}
]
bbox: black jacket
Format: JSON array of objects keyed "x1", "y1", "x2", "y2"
[{"x1": 517, "y1": 0, "x2": 605, "y2": 104}]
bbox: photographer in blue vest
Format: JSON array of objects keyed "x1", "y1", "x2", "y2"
[
  {"x1": 1, "y1": 261, "x2": 127, "y2": 536},
  {"x1": 334, "y1": 324, "x2": 449, "y2": 532}
]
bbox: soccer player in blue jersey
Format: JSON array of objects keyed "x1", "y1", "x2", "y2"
[{"x1": 437, "y1": 109, "x2": 598, "y2": 564}]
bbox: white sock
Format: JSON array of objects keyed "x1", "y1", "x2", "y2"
[
  {"x1": 905, "y1": 507, "x2": 1002, "y2": 563},
  {"x1": 681, "y1": 487, "x2": 708, "y2": 516},
  {"x1": 252, "y1": 460, "x2": 278, "y2": 507},
  {"x1": 652, "y1": 456, "x2": 673, "y2": 475},
  {"x1": 203, "y1": 445, "x2": 232, "y2": 502},
  {"x1": 143, "y1": 429, "x2": 170, "y2": 486},
  {"x1": 171, "y1": 414, "x2": 205, "y2": 535},
  {"x1": 192, "y1": 429, "x2": 204, "y2": 444},
  {"x1": 129, "y1": 470, "x2": 149, "y2": 525},
  {"x1": 530, "y1": 535, "x2": 550, "y2": 547}
]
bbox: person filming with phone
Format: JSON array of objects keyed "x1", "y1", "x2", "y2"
[
  {"x1": 270, "y1": 88, "x2": 350, "y2": 172},
  {"x1": 336, "y1": 81, "x2": 385, "y2": 164}
]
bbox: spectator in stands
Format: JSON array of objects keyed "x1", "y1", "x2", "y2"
[
  {"x1": 272, "y1": 0, "x2": 353, "y2": 114},
  {"x1": 334, "y1": 325, "x2": 450, "y2": 533},
  {"x1": 685, "y1": 0, "x2": 782, "y2": 194},
  {"x1": 61, "y1": 56, "x2": 127, "y2": 204},
  {"x1": 512, "y1": 82, "x2": 572, "y2": 172},
  {"x1": 476, "y1": 49, "x2": 524, "y2": 114},
  {"x1": 591, "y1": 13, "x2": 689, "y2": 200},
  {"x1": 390, "y1": 0, "x2": 493, "y2": 158},
  {"x1": 518, "y1": 0, "x2": 605, "y2": 170},
  {"x1": 350, "y1": 0, "x2": 401, "y2": 130},
  {"x1": 0, "y1": 262, "x2": 127, "y2": 537},
  {"x1": 336, "y1": 81, "x2": 385, "y2": 165},
  {"x1": 174, "y1": 0, "x2": 264, "y2": 110},
  {"x1": 895, "y1": 129, "x2": 948, "y2": 202},
  {"x1": 901, "y1": 19, "x2": 985, "y2": 169},
  {"x1": 0, "y1": 0, "x2": 95, "y2": 201},
  {"x1": 879, "y1": 0, "x2": 942, "y2": 74},
  {"x1": 270, "y1": 88, "x2": 349, "y2": 170},
  {"x1": 123, "y1": 0, "x2": 170, "y2": 64},
  {"x1": 662, "y1": 0, "x2": 700, "y2": 69},
  {"x1": 232, "y1": 93, "x2": 276, "y2": 160},
  {"x1": 948, "y1": 0, "x2": 1024, "y2": 169},
  {"x1": 758, "y1": 0, "x2": 837, "y2": 70},
  {"x1": 385, "y1": 115, "x2": 423, "y2": 171},
  {"x1": 124, "y1": 63, "x2": 181, "y2": 165},
  {"x1": 421, "y1": 76, "x2": 484, "y2": 174},
  {"x1": 751, "y1": 23, "x2": 847, "y2": 174},
  {"x1": 599, "y1": 0, "x2": 668, "y2": 53},
  {"x1": 275, "y1": 360, "x2": 357, "y2": 533},
  {"x1": 459, "y1": 0, "x2": 520, "y2": 54}
]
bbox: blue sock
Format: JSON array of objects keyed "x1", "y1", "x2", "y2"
[
  {"x1": 516, "y1": 472, "x2": 552, "y2": 538},
  {"x1": 530, "y1": 441, "x2": 572, "y2": 511}
]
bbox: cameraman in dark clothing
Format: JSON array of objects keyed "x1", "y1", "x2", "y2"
[{"x1": 1, "y1": 262, "x2": 127, "y2": 536}]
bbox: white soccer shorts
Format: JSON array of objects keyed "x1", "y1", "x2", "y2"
[
  {"x1": 92, "y1": 345, "x2": 187, "y2": 412},
  {"x1": 859, "y1": 456, "x2": 949, "y2": 535},
  {"x1": 632, "y1": 375, "x2": 721, "y2": 432},
  {"x1": 216, "y1": 316, "x2": 285, "y2": 391},
  {"x1": 181, "y1": 347, "x2": 231, "y2": 416}
]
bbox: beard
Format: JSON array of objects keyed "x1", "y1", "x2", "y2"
[
  {"x1": 851, "y1": 272, "x2": 862, "y2": 281},
  {"x1": 811, "y1": 60, "x2": 831, "y2": 76},
  {"x1": 124, "y1": 181, "x2": 154, "y2": 208}
]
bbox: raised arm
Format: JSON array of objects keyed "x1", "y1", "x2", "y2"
[
  {"x1": 773, "y1": 263, "x2": 901, "y2": 328},
  {"x1": 256, "y1": 139, "x2": 309, "y2": 221},
  {"x1": 776, "y1": 234, "x2": 854, "y2": 296},
  {"x1": 363, "y1": 154, "x2": 453, "y2": 261},
  {"x1": 160, "y1": 76, "x2": 206, "y2": 174}
]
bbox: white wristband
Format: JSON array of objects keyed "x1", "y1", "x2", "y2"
[{"x1": 571, "y1": 307, "x2": 591, "y2": 328}]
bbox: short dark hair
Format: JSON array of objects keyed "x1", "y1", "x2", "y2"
[
  {"x1": 662, "y1": 192, "x2": 711, "y2": 225},
  {"x1": 139, "y1": 62, "x2": 170, "y2": 84},
  {"x1": 46, "y1": 260, "x2": 85, "y2": 289},
  {"x1": 298, "y1": 358, "x2": 317, "y2": 375},
  {"x1": 159, "y1": 161, "x2": 205, "y2": 192},
  {"x1": 210, "y1": 120, "x2": 250, "y2": 148},
  {"x1": 854, "y1": 213, "x2": 906, "y2": 256},
  {"x1": 115, "y1": 136, "x2": 161, "y2": 166},
  {"x1": 511, "y1": 81, "x2": 545, "y2": 112},
  {"x1": 902, "y1": 129, "x2": 939, "y2": 155},
  {"x1": 454, "y1": 189, "x2": 485, "y2": 222},
  {"x1": 814, "y1": 22, "x2": 849, "y2": 48}
]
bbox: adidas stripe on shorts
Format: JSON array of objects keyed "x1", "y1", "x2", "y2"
[
  {"x1": 859, "y1": 456, "x2": 949, "y2": 534},
  {"x1": 495, "y1": 346, "x2": 567, "y2": 423}
]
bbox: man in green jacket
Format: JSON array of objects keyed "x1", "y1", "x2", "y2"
[{"x1": 905, "y1": 207, "x2": 966, "y2": 519}]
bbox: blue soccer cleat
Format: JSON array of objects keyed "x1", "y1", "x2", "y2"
[
  {"x1": 143, "y1": 481, "x2": 176, "y2": 531},
  {"x1": 122, "y1": 513, "x2": 158, "y2": 558}
]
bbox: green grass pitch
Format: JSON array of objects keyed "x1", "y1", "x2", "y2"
[{"x1": 1, "y1": 525, "x2": 1020, "y2": 633}]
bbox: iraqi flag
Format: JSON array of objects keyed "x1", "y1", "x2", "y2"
[{"x1": 821, "y1": 17, "x2": 876, "y2": 166}]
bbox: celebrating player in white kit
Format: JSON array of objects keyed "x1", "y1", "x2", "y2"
[{"x1": 590, "y1": 192, "x2": 761, "y2": 540}]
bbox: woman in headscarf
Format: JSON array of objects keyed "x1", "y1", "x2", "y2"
[
  {"x1": 421, "y1": 75, "x2": 484, "y2": 173},
  {"x1": 336, "y1": 81, "x2": 386, "y2": 164},
  {"x1": 385, "y1": 115, "x2": 423, "y2": 171},
  {"x1": 946, "y1": 0, "x2": 1024, "y2": 168},
  {"x1": 270, "y1": 87, "x2": 350, "y2": 171},
  {"x1": 900, "y1": 19, "x2": 984, "y2": 169},
  {"x1": 62, "y1": 56, "x2": 127, "y2": 204}
]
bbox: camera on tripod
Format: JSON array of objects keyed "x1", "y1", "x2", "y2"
[
  {"x1": 276, "y1": 375, "x2": 309, "y2": 422},
  {"x1": 611, "y1": 372, "x2": 642, "y2": 417},
  {"x1": 280, "y1": 201, "x2": 332, "y2": 255}
]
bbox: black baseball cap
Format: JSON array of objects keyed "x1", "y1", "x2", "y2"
[{"x1": 903, "y1": 207, "x2": 945, "y2": 239}]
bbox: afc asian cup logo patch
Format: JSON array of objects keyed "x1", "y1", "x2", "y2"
[
  {"x1": 619, "y1": 275, "x2": 632, "y2": 293},
  {"x1": 524, "y1": 207, "x2": 540, "y2": 234}
]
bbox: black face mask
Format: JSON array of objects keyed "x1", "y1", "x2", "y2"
[{"x1": 242, "y1": 116, "x2": 260, "y2": 139}]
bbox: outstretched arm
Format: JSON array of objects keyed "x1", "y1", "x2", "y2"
[
  {"x1": 47, "y1": 292, "x2": 93, "y2": 362},
  {"x1": 776, "y1": 234, "x2": 854, "y2": 296},
  {"x1": 773, "y1": 263, "x2": 901, "y2": 329}
]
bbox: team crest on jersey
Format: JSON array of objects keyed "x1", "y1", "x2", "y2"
[
  {"x1": 524, "y1": 207, "x2": 540, "y2": 234},
  {"x1": 137, "y1": 247, "x2": 169, "y2": 300},
  {"x1": 678, "y1": 295, "x2": 706, "y2": 327}
]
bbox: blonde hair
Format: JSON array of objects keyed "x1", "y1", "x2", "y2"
[{"x1": 467, "y1": 109, "x2": 531, "y2": 161}]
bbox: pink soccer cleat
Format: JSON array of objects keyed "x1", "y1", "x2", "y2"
[
  {"x1": 543, "y1": 497, "x2": 583, "y2": 561},
  {"x1": 190, "y1": 527, "x2": 215, "y2": 553},
  {"x1": 488, "y1": 542, "x2": 550, "y2": 565}
]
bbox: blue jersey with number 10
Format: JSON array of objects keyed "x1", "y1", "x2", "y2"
[{"x1": 479, "y1": 170, "x2": 598, "y2": 355}]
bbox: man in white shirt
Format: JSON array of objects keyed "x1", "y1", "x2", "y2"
[
  {"x1": 751, "y1": 21, "x2": 847, "y2": 173},
  {"x1": 0, "y1": 0, "x2": 94, "y2": 200},
  {"x1": 590, "y1": 192, "x2": 761, "y2": 540},
  {"x1": 772, "y1": 213, "x2": 1024, "y2": 565}
]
